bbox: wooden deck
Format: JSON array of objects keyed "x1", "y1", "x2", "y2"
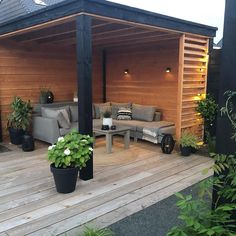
[{"x1": 0, "y1": 138, "x2": 213, "y2": 236}]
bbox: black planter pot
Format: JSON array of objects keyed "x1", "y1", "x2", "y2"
[
  {"x1": 191, "y1": 147, "x2": 198, "y2": 153},
  {"x1": 22, "y1": 134, "x2": 35, "y2": 152},
  {"x1": 180, "y1": 145, "x2": 191, "y2": 156},
  {"x1": 50, "y1": 164, "x2": 79, "y2": 193},
  {"x1": 8, "y1": 128, "x2": 25, "y2": 145}
]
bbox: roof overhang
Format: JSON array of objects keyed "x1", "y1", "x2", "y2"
[{"x1": 0, "y1": 0, "x2": 217, "y2": 38}]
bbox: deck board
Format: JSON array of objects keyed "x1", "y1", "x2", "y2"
[{"x1": 0, "y1": 138, "x2": 213, "y2": 235}]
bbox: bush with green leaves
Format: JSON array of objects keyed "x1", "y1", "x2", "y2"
[
  {"x1": 48, "y1": 129, "x2": 93, "y2": 169},
  {"x1": 7, "y1": 96, "x2": 32, "y2": 131},
  {"x1": 168, "y1": 91, "x2": 236, "y2": 236},
  {"x1": 179, "y1": 130, "x2": 198, "y2": 149},
  {"x1": 80, "y1": 227, "x2": 113, "y2": 236},
  {"x1": 196, "y1": 94, "x2": 218, "y2": 128}
]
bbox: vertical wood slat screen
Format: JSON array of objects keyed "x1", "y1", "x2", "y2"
[{"x1": 177, "y1": 34, "x2": 209, "y2": 140}]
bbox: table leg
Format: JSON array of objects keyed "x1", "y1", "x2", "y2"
[
  {"x1": 124, "y1": 130, "x2": 130, "y2": 149},
  {"x1": 93, "y1": 132, "x2": 96, "y2": 147},
  {"x1": 106, "y1": 133, "x2": 112, "y2": 153}
]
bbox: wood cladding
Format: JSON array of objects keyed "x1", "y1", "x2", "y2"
[
  {"x1": 176, "y1": 34, "x2": 209, "y2": 140},
  {"x1": 106, "y1": 40, "x2": 179, "y2": 123},
  {"x1": 0, "y1": 42, "x2": 103, "y2": 139}
]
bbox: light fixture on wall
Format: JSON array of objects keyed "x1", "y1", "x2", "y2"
[
  {"x1": 166, "y1": 67, "x2": 171, "y2": 73},
  {"x1": 124, "y1": 69, "x2": 129, "y2": 75}
]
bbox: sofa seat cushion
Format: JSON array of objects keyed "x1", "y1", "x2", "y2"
[
  {"x1": 59, "y1": 122, "x2": 78, "y2": 136},
  {"x1": 113, "y1": 120, "x2": 141, "y2": 131},
  {"x1": 132, "y1": 104, "x2": 156, "y2": 122},
  {"x1": 136, "y1": 121, "x2": 175, "y2": 133}
]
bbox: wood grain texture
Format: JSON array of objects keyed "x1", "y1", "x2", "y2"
[
  {"x1": 0, "y1": 42, "x2": 103, "y2": 140},
  {"x1": 106, "y1": 39, "x2": 179, "y2": 123},
  {"x1": 0, "y1": 139, "x2": 213, "y2": 235}
]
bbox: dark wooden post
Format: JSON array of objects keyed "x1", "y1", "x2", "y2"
[
  {"x1": 76, "y1": 15, "x2": 93, "y2": 180},
  {"x1": 0, "y1": 109, "x2": 2, "y2": 142},
  {"x1": 102, "y1": 49, "x2": 107, "y2": 103},
  {"x1": 213, "y1": 0, "x2": 236, "y2": 212}
]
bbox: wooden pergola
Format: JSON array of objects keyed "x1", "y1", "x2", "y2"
[{"x1": 0, "y1": 0, "x2": 217, "y2": 179}]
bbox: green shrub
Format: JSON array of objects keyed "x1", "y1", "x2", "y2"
[
  {"x1": 48, "y1": 129, "x2": 93, "y2": 169},
  {"x1": 7, "y1": 96, "x2": 32, "y2": 131},
  {"x1": 179, "y1": 130, "x2": 198, "y2": 149},
  {"x1": 80, "y1": 227, "x2": 113, "y2": 236},
  {"x1": 103, "y1": 110, "x2": 112, "y2": 118}
]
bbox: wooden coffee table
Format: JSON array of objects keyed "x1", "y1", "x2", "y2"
[{"x1": 93, "y1": 126, "x2": 130, "y2": 153}]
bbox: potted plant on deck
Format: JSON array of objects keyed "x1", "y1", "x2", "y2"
[
  {"x1": 179, "y1": 130, "x2": 198, "y2": 156},
  {"x1": 48, "y1": 129, "x2": 93, "y2": 193},
  {"x1": 7, "y1": 96, "x2": 32, "y2": 145}
]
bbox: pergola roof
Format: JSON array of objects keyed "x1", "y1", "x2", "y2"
[{"x1": 0, "y1": 0, "x2": 217, "y2": 39}]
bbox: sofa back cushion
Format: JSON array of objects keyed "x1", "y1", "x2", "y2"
[
  {"x1": 69, "y1": 106, "x2": 78, "y2": 122},
  {"x1": 132, "y1": 104, "x2": 156, "y2": 122},
  {"x1": 111, "y1": 102, "x2": 132, "y2": 119},
  {"x1": 41, "y1": 107, "x2": 71, "y2": 128},
  {"x1": 94, "y1": 102, "x2": 111, "y2": 119}
]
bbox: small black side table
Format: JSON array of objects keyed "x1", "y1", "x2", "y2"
[{"x1": 22, "y1": 134, "x2": 35, "y2": 152}]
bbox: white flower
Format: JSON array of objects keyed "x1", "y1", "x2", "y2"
[
  {"x1": 89, "y1": 147, "x2": 93, "y2": 151},
  {"x1": 81, "y1": 139, "x2": 87, "y2": 143},
  {"x1": 48, "y1": 145, "x2": 53, "y2": 150},
  {"x1": 58, "y1": 137, "x2": 64, "y2": 142},
  {"x1": 64, "y1": 148, "x2": 71, "y2": 156}
]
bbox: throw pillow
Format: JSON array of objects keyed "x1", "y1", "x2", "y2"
[
  {"x1": 132, "y1": 104, "x2": 156, "y2": 122},
  {"x1": 111, "y1": 102, "x2": 132, "y2": 119},
  {"x1": 57, "y1": 112, "x2": 71, "y2": 129},
  {"x1": 117, "y1": 107, "x2": 132, "y2": 120}
]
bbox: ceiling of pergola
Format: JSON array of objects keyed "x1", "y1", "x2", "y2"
[{"x1": 8, "y1": 16, "x2": 181, "y2": 49}]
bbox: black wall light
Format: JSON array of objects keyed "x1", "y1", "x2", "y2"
[
  {"x1": 124, "y1": 69, "x2": 129, "y2": 75},
  {"x1": 166, "y1": 67, "x2": 171, "y2": 73}
]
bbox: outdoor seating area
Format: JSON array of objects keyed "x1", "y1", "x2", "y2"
[{"x1": 0, "y1": 139, "x2": 213, "y2": 235}]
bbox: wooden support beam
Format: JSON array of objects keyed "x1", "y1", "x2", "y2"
[
  {"x1": 102, "y1": 50, "x2": 107, "y2": 103},
  {"x1": 76, "y1": 15, "x2": 93, "y2": 180}
]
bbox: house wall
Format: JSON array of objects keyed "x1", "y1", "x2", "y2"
[
  {"x1": 0, "y1": 42, "x2": 103, "y2": 139},
  {"x1": 106, "y1": 39, "x2": 179, "y2": 122}
]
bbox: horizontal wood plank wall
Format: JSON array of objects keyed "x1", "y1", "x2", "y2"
[
  {"x1": 0, "y1": 42, "x2": 103, "y2": 140},
  {"x1": 178, "y1": 34, "x2": 209, "y2": 140},
  {"x1": 106, "y1": 40, "x2": 179, "y2": 123}
]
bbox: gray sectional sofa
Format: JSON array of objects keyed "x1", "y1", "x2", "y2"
[{"x1": 32, "y1": 102, "x2": 175, "y2": 144}]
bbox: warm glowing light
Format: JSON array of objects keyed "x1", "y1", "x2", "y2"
[
  {"x1": 197, "y1": 141, "x2": 204, "y2": 146},
  {"x1": 124, "y1": 69, "x2": 129, "y2": 75},
  {"x1": 166, "y1": 67, "x2": 171, "y2": 73}
]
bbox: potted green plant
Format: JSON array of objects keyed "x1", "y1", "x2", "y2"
[
  {"x1": 7, "y1": 96, "x2": 32, "y2": 145},
  {"x1": 48, "y1": 129, "x2": 93, "y2": 193},
  {"x1": 179, "y1": 130, "x2": 198, "y2": 156},
  {"x1": 102, "y1": 110, "x2": 112, "y2": 128}
]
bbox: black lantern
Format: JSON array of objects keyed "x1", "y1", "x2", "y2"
[
  {"x1": 161, "y1": 134, "x2": 175, "y2": 154},
  {"x1": 46, "y1": 91, "x2": 54, "y2": 104}
]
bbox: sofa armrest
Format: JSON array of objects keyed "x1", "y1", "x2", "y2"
[
  {"x1": 33, "y1": 116, "x2": 60, "y2": 144},
  {"x1": 153, "y1": 111, "x2": 162, "y2": 121}
]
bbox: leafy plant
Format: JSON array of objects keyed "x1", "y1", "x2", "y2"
[
  {"x1": 179, "y1": 130, "x2": 198, "y2": 149},
  {"x1": 79, "y1": 227, "x2": 113, "y2": 236},
  {"x1": 103, "y1": 110, "x2": 112, "y2": 118},
  {"x1": 168, "y1": 90, "x2": 236, "y2": 236},
  {"x1": 196, "y1": 94, "x2": 218, "y2": 128},
  {"x1": 221, "y1": 90, "x2": 236, "y2": 141},
  {"x1": 48, "y1": 129, "x2": 93, "y2": 169},
  {"x1": 7, "y1": 96, "x2": 32, "y2": 131}
]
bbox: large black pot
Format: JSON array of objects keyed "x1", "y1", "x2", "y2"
[
  {"x1": 50, "y1": 164, "x2": 79, "y2": 193},
  {"x1": 8, "y1": 128, "x2": 25, "y2": 145},
  {"x1": 180, "y1": 145, "x2": 191, "y2": 156}
]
